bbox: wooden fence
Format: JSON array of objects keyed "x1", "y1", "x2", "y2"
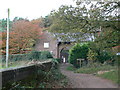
[{"x1": 0, "y1": 60, "x2": 53, "y2": 88}]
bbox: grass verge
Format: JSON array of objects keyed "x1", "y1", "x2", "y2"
[
  {"x1": 74, "y1": 64, "x2": 119, "y2": 84},
  {"x1": 67, "y1": 63, "x2": 119, "y2": 84},
  {"x1": 75, "y1": 65, "x2": 116, "y2": 74},
  {"x1": 97, "y1": 70, "x2": 119, "y2": 84}
]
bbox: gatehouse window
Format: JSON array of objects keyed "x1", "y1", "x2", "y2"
[{"x1": 44, "y1": 42, "x2": 49, "y2": 48}]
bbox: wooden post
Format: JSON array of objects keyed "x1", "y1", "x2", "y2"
[{"x1": 77, "y1": 59, "x2": 84, "y2": 68}]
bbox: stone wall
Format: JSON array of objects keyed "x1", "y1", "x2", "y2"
[{"x1": 0, "y1": 60, "x2": 53, "y2": 88}]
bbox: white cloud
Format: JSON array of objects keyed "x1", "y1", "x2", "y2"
[{"x1": 0, "y1": 0, "x2": 76, "y2": 20}]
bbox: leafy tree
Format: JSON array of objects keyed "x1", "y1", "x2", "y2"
[
  {"x1": 49, "y1": 1, "x2": 119, "y2": 48},
  {"x1": 1, "y1": 20, "x2": 42, "y2": 54}
]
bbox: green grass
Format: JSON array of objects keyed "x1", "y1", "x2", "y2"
[
  {"x1": 97, "y1": 70, "x2": 119, "y2": 84},
  {"x1": 75, "y1": 65, "x2": 116, "y2": 74},
  {"x1": 66, "y1": 65, "x2": 77, "y2": 71}
]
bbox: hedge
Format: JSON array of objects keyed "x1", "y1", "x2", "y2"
[{"x1": 1, "y1": 51, "x2": 53, "y2": 62}]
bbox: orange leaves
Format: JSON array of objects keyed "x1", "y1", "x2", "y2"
[{"x1": 1, "y1": 19, "x2": 43, "y2": 54}]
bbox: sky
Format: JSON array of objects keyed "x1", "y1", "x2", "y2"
[{"x1": 0, "y1": 0, "x2": 76, "y2": 20}]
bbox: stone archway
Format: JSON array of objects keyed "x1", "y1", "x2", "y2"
[{"x1": 58, "y1": 42, "x2": 75, "y2": 63}]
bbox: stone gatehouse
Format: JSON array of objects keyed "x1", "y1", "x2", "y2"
[
  {"x1": 35, "y1": 31, "x2": 74, "y2": 62},
  {"x1": 35, "y1": 31, "x2": 93, "y2": 62}
]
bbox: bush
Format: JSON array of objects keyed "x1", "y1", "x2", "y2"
[
  {"x1": 68, "y1": 43, "x2": 89, "y2": 67},
  {"x1": 97, "y1": 50, "x2": 115, "y2": 64}
]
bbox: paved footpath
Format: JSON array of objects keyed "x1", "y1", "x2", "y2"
[{"x1": 60, "y1": 63, "x2": 118, "y2": 88}]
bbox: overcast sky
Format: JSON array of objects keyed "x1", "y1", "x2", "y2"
[{"x1": 0, "y1": 0, "x2": 76, "y2": 20}]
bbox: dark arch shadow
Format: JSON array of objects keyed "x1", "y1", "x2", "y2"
[{"x1": 60, "y1": 47, "x2": 69, "y2": 63}]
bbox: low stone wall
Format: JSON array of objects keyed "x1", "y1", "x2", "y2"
[{"x1": 0, "y1": 60, "x2": 53, "y2": 88}]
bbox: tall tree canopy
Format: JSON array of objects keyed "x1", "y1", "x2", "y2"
[{"x1": 49, "y1": 1, "x2": 120, "y2": 48}]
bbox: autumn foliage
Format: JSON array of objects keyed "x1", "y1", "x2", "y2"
[{"x1": 0, "y1": 20, "x2": 43, "y2": 54}]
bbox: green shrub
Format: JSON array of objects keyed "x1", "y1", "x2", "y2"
[
  {"x1": 68, "y1": 43, "x2": 89, "y2": 67},
  {"x1": 97, "y1": 50, "x2": 115, "y2": 64}
]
